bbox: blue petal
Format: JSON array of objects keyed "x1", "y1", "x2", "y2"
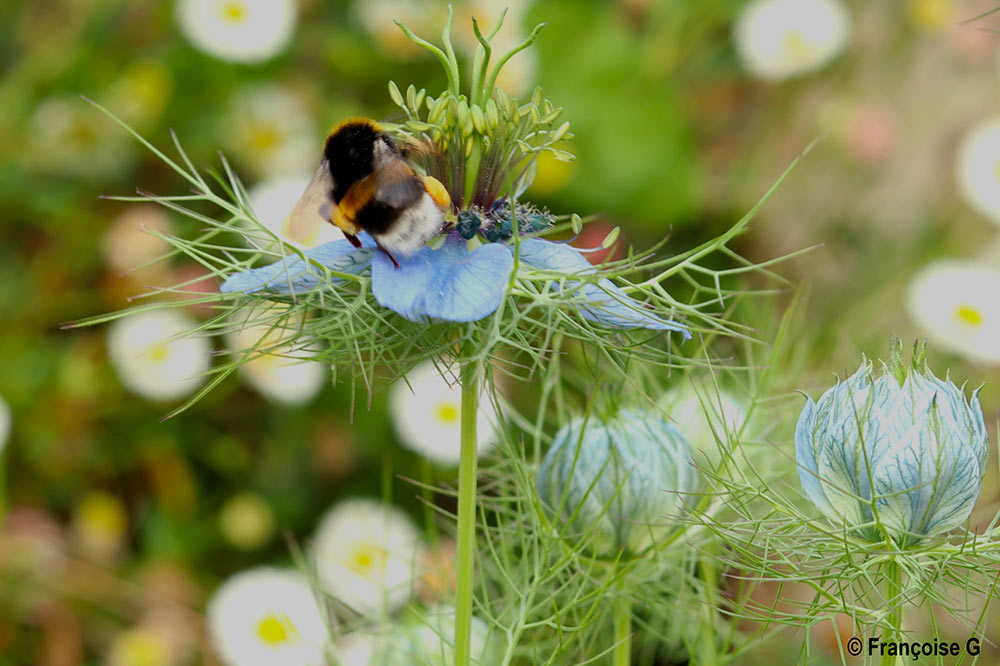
[
  {"x1": 517, "y1": 238, "x2": 690, "y2": 337},
  {"x1": 372, "y1": 237, "x2": 514, "y2": 322},
  {"x1": 220, "y1": 235, "x2": 375, "y2": 295}
]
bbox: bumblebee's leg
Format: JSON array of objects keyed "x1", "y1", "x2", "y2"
[
  {"x1": 345, "y1": 233, "x2": 363, "y2": 249},
  {"x1": 375, "y1": 241, "x2": 400, "y2": 269},
  {"x1": 422, "y1": 176, "x2": 451, "y2": 209}
]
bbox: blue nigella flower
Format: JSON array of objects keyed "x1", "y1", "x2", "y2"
[
  {"x1": 220, "y1": 232, "x2": 689, "y2": 335},
  {"x1": 535, "y1": 409, "x2": 698, "y2": 557},
  {"x1": 795, "y1": 342, "x2": 989, "y2": 546}
]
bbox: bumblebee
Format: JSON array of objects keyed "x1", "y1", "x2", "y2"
[{"x1": 289, "y1": 118, "x2": 450, "y2": 266}]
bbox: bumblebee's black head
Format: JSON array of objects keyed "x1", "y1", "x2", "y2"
[{"x1": 324, "y1": 119, "x2": 398, "y2": 201}]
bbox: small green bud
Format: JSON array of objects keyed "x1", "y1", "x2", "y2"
[
  {"x1": 388, "y1": 81, "x2": 405, "y2": 108},
  {"x1": 601, "y1": 226, "x2": 621, "y2": 249}
]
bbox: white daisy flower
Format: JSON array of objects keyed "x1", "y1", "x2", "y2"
[
  {"x1": 28, "y1": 97, "x2": 130, "y2": 177},
  {"x1": 390, "y1": 361, "x2": 497, "y2": 466},
  {"x1": 226, "y1": 318, "x2": 326, "y2": 406},
  {"x1": 733, "y1": 0, "x2": 851, "y2": 81},
  {"x1": 312, "y1": 499, "x2": 422, "y2": 616},
  {"x1": 176, "y1": 0, "x2": 297, "y2": 64},
  {"x1": 0, "y1": 394, "x2": 10, "y2": 454},
  {"x1": 107, "y1": 310, "x2": 211, "y2": 402},
  {"x1": 102, "y1": 205, "x2": 175, "y2": 277},
  {"x1": 409, "y1": 604, "x2": 496, "y2": 666},
  {"x1": 248, "y1": 177, "x2": 345, "y2": 249},
  {"x1": 352, "y1": 0, "x2": 431, "y2": 57},
  {"x1": 907, "y1": 260, "x2": 1000, "y2": 365},
  {"x1": 334, "y1": 631, "x2": 407, "y2": 666},
  {"x1": 207, "y1": 567, "x2": 330, "y2": 666},
  {"x1": 225, "y1": 85, "x2": 316, "y2": 179},
  {"x1": 955, "y1": 116, "x2": 1000, "y2": 225},
  {"x1": 334, "y1": 608, "x2": 496, "y2": 666}
]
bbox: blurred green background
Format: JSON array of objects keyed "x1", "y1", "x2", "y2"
[{"x1": 2, "y1": 0, "x2": 1000, "y2": 664}]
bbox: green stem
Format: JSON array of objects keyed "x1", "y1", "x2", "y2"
[
  {"x1": 696, "y1": 543, "x2": 720, "y2": 666},
  {"x1": 881, "y1": 559, "x2": 903, "y2": 666},
  {"x1": 454, "y1": 356, "x2": 483, "y2": 666},
  {"x1": 613, "y1": 577, "x2": 632, "y2": 666}
]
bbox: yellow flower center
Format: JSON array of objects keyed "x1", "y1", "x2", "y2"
[
  {"x1": 782, "y1": 31, "x2": 813, "y2": 62},
  {"x1": 256, "y1": 614, "x2": 294, "y2": 645},
  {"x1": 221, "y1": 2, "x2": 248, "y2": 23},
  {"x1": 908, "y1": 0, "x2": 955, "y2": 29},
  {"x1": 114, "y1": 630, "x2": 169, "y2": 666},
  {"x1": 955, "y1": 305, "x2": 984, "y2": 327},
  {"x1": 347, "y1": 543, "x2": 387, "y2": 577},
  {"x1": 435, "y1": 402, "x2": 460, "y2": 424},
  {"x1": 149, "y1": 345, "x2": 170, "y2": 363},
  {"x1": 249, "y1": 125, "x2": 281, "y2": 153}
]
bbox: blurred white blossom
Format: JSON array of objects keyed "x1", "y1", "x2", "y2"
[
  {"x1": 334, "y1": 606, "x2": 496, "y2": 666},
  {"x1": 390, "y1": 361, "x2": 497, "y2": 465},
  {"x1": 208, "y1": 567, "x2": 330, "y2": 666},
  {"x1": 176, "y1": 0, "x2": 297, "y2": 64},
  {"x1": 734, "y1": 0, "x2": 851, "y2": 81},
  {"x1": 226, "y1": 318, "x2": 326, "y2": 406},
  {"x1": 955, "y1": 116, "x2": 1000, "y2": 225},
  {"x1": 102, "y1": 205, "x2": 175, "y2": 278},
  {"x1": 28, "y1": 97, "x2": 130, "y2": 177},
  {"x1": 907, "y1": 260, "x2": 1000, "y2": 364},
  {"x1": 409, "y1": 604, "x2": 498, "y2": 666},
  {"x1": 312, "y1": 499, "x2": 422, "y2": 616},
  {"x1": 225, "y1": 85, "x2": 316, "y2": 178},
  {"x1": 107, "y1": 310, "x2": 211, "y2": 401},
  {"x1": 659, "y1": 384, "x2": 748, "y2": 462},
  {"x1": 353, "y1": 0, "x2": 429, "y2": 57}
]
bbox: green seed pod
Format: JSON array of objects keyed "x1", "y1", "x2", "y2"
[
  {"x1": 536, "y1": 410, "x2": 697, "y2": 557},
  {"x1": 457, "y1": 209, "x2": 483, "y2": 240}
]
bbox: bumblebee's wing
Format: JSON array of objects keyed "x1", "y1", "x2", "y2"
[
  {"x1": 286, "y1": 161, "x2": 334, "y2": 239},
  {"x1": 370, "y1": 158, "x2": 424, "y2": 209}
]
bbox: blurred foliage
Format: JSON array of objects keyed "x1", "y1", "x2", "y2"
[{"x1": 2, "y1": 0, "x2": 1000, "y2": 664}]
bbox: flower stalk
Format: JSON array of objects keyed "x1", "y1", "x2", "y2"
[
  {"x1": 612, "y1": 577, "x2": 632, "y2": 666},
  {"x1": 881, "y1": 558, "x2": 903, "y2": 666},
  {"x1": 454, "y1": 351, "x2": 483, "y2": 666}
]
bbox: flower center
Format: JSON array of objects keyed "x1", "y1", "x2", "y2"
[
  {"x1": 149, "y1": 345, "x2": 170, "y2": 363},
  {"x1": 782, "y1": 31, "x2": 813, "y2": 62},
  {"x1": 249, "y1": 125, "x2": 281, "y2": 153},
  {"x1": 910, "y1": 0, "x2": 953, "y2": 28},
  {"x1": 347, "y1": 543, "x2": 387, "y2": 578},
  {"x1": 435, "y1": 402, "x2": 460, "y2": 424},
  {"x1": 114, "y1": 630, "x2": 169, "y2": 666},
  {"x1": 220, "y1": 1, "x2": 248, "y2": 23},
  {"x1": 955, "y1": 305, "x2": 984, "y2": 327},
  {"x1": 256, "y1": 614, "x2": 294, "y2": 645}
]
